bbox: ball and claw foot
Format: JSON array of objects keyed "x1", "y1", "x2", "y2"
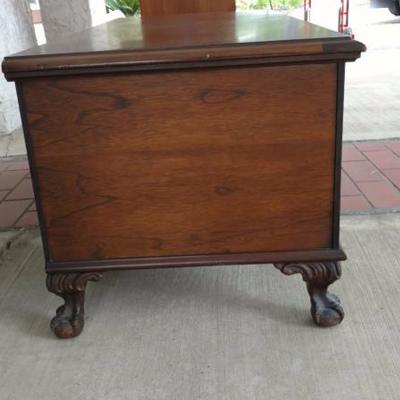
[
  {"x1": 47, "y1": 272, "x2": 102, "y2": 339},
  {"x1": 274, "y1": 262, "x2": 344, "y2": 327},
  {"x1": 50, "y1": 299, "x2": 85, "y2": 339},
  {"x1": 310, "y1": 290, "x2": 344, "y2": 327}
]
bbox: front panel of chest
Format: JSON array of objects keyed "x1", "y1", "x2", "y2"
[{"x1": 21, "y1": 63, "x2": 337, "y2": 262}]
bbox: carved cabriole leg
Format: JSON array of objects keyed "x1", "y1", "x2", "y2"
[
  {"x1": 274, "y1": 262, "x2": 344, "y2": 327},
  {"x1": 46, "y1": 272, "x2": 103, "y2": 339}
]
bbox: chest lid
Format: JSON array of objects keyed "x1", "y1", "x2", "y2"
[{"x1": 2, "y1": 12, "x2": 365, "y2": 80}]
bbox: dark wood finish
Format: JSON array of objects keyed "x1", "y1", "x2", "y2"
[
  {"x1": 332, "y1": 63, "x2": 346, "y2": 248},
  {"x1": 16, "y1": 82, "x2": 51, "y2": 262},
  {"x1": 2, "y1": 14, "x2": 365, "y2": 80},
  {"x1": 274, "y1": 262, "x2": 343, "y2": 326},
  {"x1": 46, "y1": 272, "x2": 103, "y2": 338},
  {"x1": 45, "y1": 248, "x2": 347, "y2": 273},
  {"x1": 22, "y1": 63, "x2": 336, "y2": 262},
  {"x1": 140, "y1": 0, "x2": 235, "y2": 17},
  {"x1": 2, "y1": 12, "x2": 365, "y2": 337}
]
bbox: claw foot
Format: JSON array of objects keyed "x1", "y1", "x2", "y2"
[
  {"x1": 311, "y1": 290, "x2": 344, "y2": 327},
  {"x1": 46, "y1": 272, "x2": 102, "y2": 339},
  {"x1": 274, "y1": 262, "x2": 344, "y2": 327}
]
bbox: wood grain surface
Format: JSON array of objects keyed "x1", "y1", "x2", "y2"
[
  {"x1": 2, "y1": 14, "x2": 365, "y2": 80},
  {"x1": 21, "y1": 63, "x2": 337, "y2": 262},
  {"x1": 140, "y1": 0, "x2": 235, "y2": 17}
]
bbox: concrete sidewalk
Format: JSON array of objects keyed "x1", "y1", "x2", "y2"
[{"x1": 0, "y1": 214, "x2": 400, "y2": 400}]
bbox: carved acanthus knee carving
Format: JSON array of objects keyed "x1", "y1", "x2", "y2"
[
  {"x1": 46, "y1": 272, "x2": 103, "y2": 339},
  {"x1": 274, "y1": 262, "x2": 344, "y2": 327}
]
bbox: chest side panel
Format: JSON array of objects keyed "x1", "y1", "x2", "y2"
[{"x1": 22, "y1": 63, "x2": 337, "y2": 262}]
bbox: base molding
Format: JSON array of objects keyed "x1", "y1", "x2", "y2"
[{"x1": 46, "y1": 248, "x2": 346, "y2": 273}]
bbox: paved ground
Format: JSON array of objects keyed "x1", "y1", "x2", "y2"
[
  {"x1": 341, "y1": 140, "x2": 400, "y2": 212},
  {"x1": 0, "y1": 158, "x2": 36, "y2": 229},
  {"x1": 2, "y1": 139, "x2": 400, "y2": 229},
  {"x1": 289, "y1": 0, "x2": 400, "y2": 141},
  {"x1": 0, "y1": 214, "x2": 400, "y2": 400},
  {"x1": 344, "y1": 1, "x2": 400, "y2": 141},
  {"x1": 0, "y1": 127, "x2": 26, "y2": 158}
]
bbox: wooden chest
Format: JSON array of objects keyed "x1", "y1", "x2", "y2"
[{"x1": 2, "y1": 13, "x2": 365, "y2": 338}]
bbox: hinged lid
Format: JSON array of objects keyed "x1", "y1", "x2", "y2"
[{"x1": 2, "y1": 13, "x2": 366, "y2": 80}]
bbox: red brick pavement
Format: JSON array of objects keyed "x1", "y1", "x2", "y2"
[
  {"x1": 1, "y1": 140, "x2": 400, "y2": 228},
  {"x1": 0, "y1": 159, "x2": 37, "y2": 228},
  {"x1": 342, "y1": 141, "x2": 400, "y2": 211}
]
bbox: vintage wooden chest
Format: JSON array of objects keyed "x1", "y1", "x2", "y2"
[{"x1": 2, "y1": 12, "x2": 365, "y2": 338}]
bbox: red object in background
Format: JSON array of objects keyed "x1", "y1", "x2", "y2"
[
  {"x1": 304, "y1": 0, "x2": 354, "y2": 37},
  {"x1": 304, "y1": 0, "x2": 311, "y2": 21},
  {"x1": 31, "y1": 9, "x2": 42, "y2": 24},
  {"x1": 339, "y1": 0, "x2": 354, "y2": 37}
]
